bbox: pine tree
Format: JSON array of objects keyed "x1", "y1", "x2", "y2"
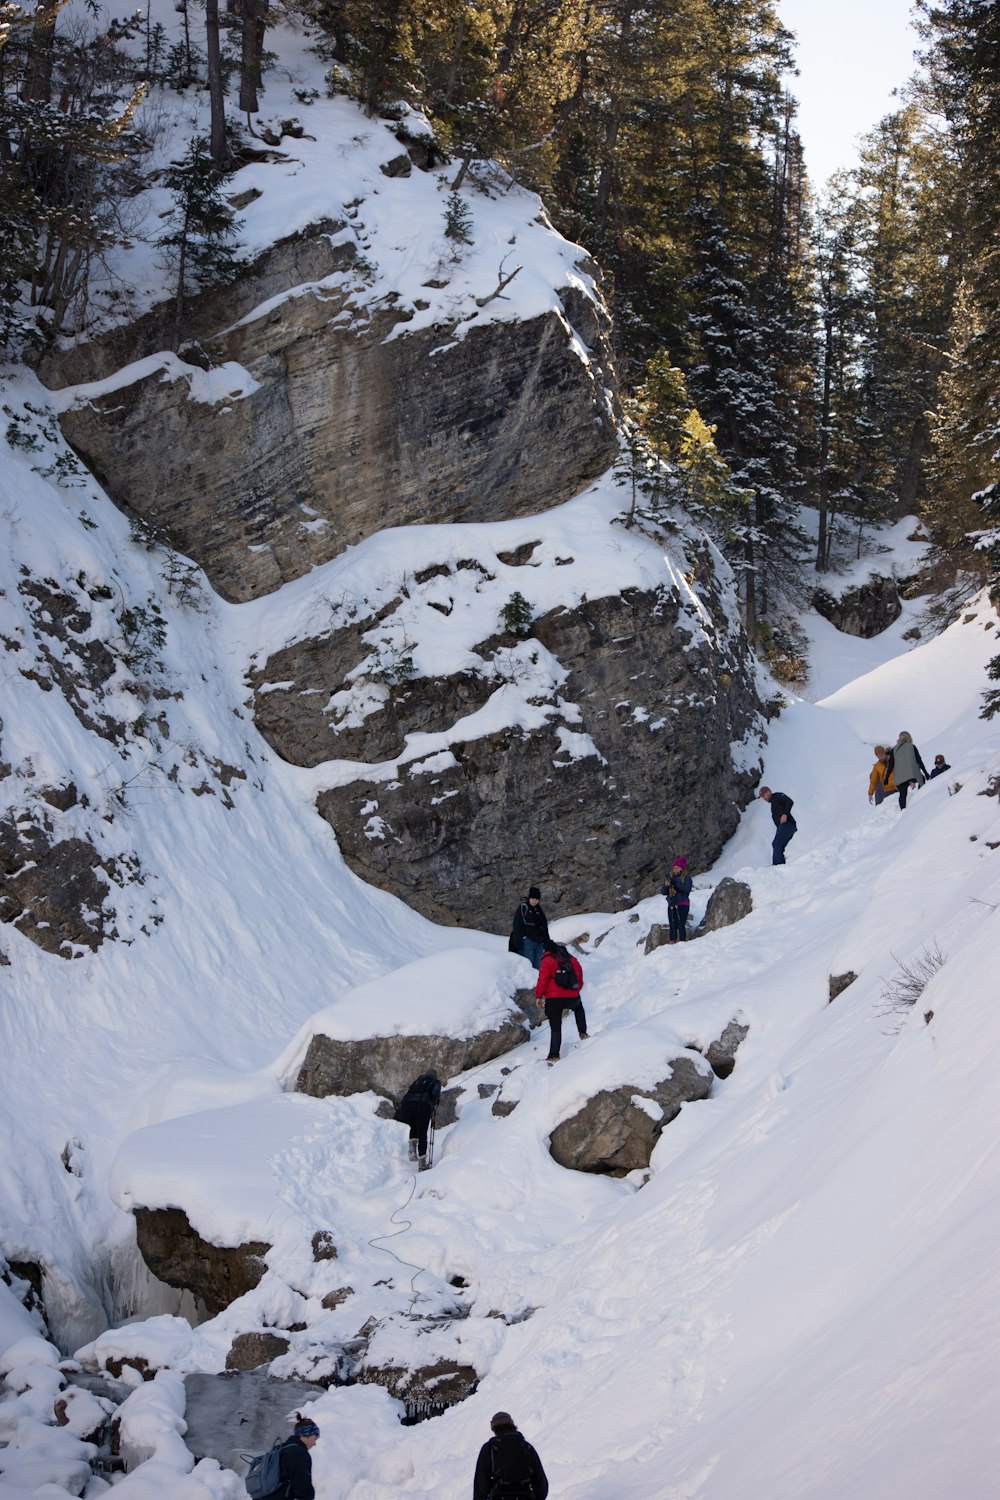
[
  {"x1": 0, "y1": 0, "x2": 147, "y2": 343},
  {"x1": 158, "y1": 136, "x2": 242, "y2": 345}
]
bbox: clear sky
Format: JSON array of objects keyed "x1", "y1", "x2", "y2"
[{"x1": 778, "y1": 0, "x2": 923, "y2": 187}]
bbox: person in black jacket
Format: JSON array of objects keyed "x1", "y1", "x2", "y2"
[
  {"x1": 279, "y1": 1416, "x2": 320, "y2": 1500},
  {"x1": 758, "y1": 786, "x2": 797, "y2": 865},
  {"x1": 394, "y1": 1070, "x2": 442, "y2": 1169},
  {"x1": 473, "y1": 1411, "x2": 548, "y2": 1500},
  {"x1": 509, "y1": 887, "x2": 549, "y2": 970}
]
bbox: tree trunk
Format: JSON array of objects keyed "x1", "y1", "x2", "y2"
[
  {"x1": 205, "y1": 0, "x2": 227, "y2": 168},
  {"x1": 239, "y1": 0, "x2": 266, "y2": 116}
]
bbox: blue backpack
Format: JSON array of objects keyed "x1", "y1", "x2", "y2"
[{"x1": 244, "y1": 1438, "x2": 285, "y2": 1498}]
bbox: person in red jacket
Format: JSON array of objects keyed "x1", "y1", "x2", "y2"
[{"x1": 535, "y1": 939, "x2": 588, "y2": 1064}]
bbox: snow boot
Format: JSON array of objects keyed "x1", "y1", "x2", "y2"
[
  {"x1": 418, "y1": 1155, "x2": 430, "y2": 1171},
  {"x1": 408, "y1": 1139, "x2": 418, "y2": 1162}
]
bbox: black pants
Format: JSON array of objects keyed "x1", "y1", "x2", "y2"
[
  {"x1": 397, "y1": 1100, "x2": 433, "y2": 1155},
  {"x1": 668, "y1": 903, "x2": 689, "y2": 941},
  {"x1": 544, "y1": 997, "x2": 587, "y2": 1059},
  {"x1": 898, "y1": 780, "x2": 916, "y2": 809}
]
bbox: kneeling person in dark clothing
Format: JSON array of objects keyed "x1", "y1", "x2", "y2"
[
  {"x1": 394, "y1": 1069, "x2": 442, "y2": 1169},
  {"x1": 473, "y1": 1411, "x2": 548, "y2": 1500},
  {"x1": 280, "y1": 1415, "x2": 320, "y2": 1500},
  {"x1": 535, "y1": 939, "x2": 587, "y2": 1064}
]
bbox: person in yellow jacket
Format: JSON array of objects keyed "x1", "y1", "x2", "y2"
[{"x1": 868, "y1": 745, "x2": 896, "y2": 805}]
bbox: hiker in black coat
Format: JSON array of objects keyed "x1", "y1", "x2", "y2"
[
  {"x1": 473, "y1": 1411, "x2": 548, "y2": 1500},
  {"x1": 758, "y1": 786, "x2": 797, "y2": 865},
  {"x1": 509, "y1": 886, "x2": 549, "y2": 970},
  {"x1": 394, "y1": 1070, "x2": 442, "y2": 1169},
  {"x1": 279, "y1": 1416, "x2": 319, "y2": 1500}
]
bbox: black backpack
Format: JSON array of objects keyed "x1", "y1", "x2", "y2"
[
  {"x1": 551, "y1": 946, "x2": 578, "y2": 991},
  {"x1": 489, "y1": 1433, "x2": 537, "y2": 1498}
]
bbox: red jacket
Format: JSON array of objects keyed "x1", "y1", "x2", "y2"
[{"x1": 535, "y1": 951, "x2": 584, "y2": 1000}]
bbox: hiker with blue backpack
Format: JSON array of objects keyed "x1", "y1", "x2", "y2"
[
  {"x1": 535, "y1": 939, "x2": 587, "y2": 1065},
  {"x1": 473, "y1": 1411, "x2": 548, "y2": 1500},
  {"x1": 245, "y1": 1414, "x2": 319, "y2": 1499}
]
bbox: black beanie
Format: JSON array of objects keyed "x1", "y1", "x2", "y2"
[{"x1": 528, "y1": 886, "x2": 541, "y2": 900}]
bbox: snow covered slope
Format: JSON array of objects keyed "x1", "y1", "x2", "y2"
[
  {"x1": 2, "y1": 1, "x2": 999, "y2": 1492},
  {"x1": 3, "y1": 381, "x2": 998, "y2": 1499}
]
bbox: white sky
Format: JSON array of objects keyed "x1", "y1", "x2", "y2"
[{"x1": 779, "y1": 0, "x2": 923, "y2": 186}]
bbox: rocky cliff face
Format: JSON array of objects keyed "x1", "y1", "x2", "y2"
[
  {"x1": 48, "y1": 226, "x2": 618, "y2": 604},
  {"x1": 252, "y1": 554, "x2": 761, "y2": 929}
]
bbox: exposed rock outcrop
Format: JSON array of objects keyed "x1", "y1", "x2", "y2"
[
  {"x1": 829, "y1": 971, "x2": 858, "y2": 1002},
  {"x1": 704, "y1": 1020, "x2": 749, "y2": 1078},
  {"x1": 356, "y1": 1357, "x2": 479, "y2": 1418},
  {"x1": 51, "y1": 227, "x2": 618, "y2": 604},
  {"x1": 698, "y1": 877, "x2": 753, "y2": 935},
  {"x1": 295, "y1": 1008, "x2": 536, "y2": 1103},
  {"x1": 0, "y1": 806, "x2": 132, "y2": 956},
  {"x1": 262, "y1": 583, "x2": 760, "y2": 929},
  {"x1": 812, "y1": 575, "x2": 901, "y2": 638},
  {"x1": 133, "y1": 1208, "x2": 269, "y2": 1316},
  {"x1": 225, "y1": 1332, "x2": 291, "y2": 1371},
  {"x1": 548, "y1": 1056, "x2": 713, "y2": 1175}
]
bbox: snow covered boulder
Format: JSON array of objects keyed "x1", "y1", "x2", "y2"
[
  {"x1": 293, "y1": 951, "x2": 537, "y2": 1104},
  {"x1": 111, "y1": 1095, "x2": 368, "y2": 1314},
  {"x1": 548, "y1": 1055, "x2": 713, "y2": 1175},
  {"x1": 812, "y1": 574, "x2": 901, "y2": 638},
  {"x1": 134, "y1": 1208, "x2": 269, "y2": 1318}
]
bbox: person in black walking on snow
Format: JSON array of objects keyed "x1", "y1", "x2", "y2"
[
  {"x1": 509, "y1": 886, "x2": 549, "y2": 970},
  {"x1": 660, "y1": 856, "x2": 693, "y2": 941},
  {"x1": 473, "y1": 1411, "x2": 548, "y2": 1500},
  {"x1": 928, "y1": 752, "x2": 950, "y2": 779},
  {"x1": 394, "y1": 1069, "x2": 441, "y2": 1170},
  {"x1": 758, "y1": 786, "x2": 797, "y2": 865},
  {"x1": 535, "y1": 938, "x2": 587, "y2": 1064},
  {"x1": 278, "y1": 1415, "x2": 320, "y2": 1500}
]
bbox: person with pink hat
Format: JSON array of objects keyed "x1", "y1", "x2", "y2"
[{"x1": 660, "y1": 857, "x2": 693, "y2": 942}]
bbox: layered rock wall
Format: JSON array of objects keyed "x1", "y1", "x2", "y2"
[{"x1": 50, "y1": 229, "x2": 618, "y2": 604}]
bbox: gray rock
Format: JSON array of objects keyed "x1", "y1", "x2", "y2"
[
  {"x1": 52, "y1": 228, "x2": 618, "y2": 604},
  {"x1": 812, "y1": 575, "x2": 901, "y2": 638},
  {"x1": 356, "y1": 1357, "x2": 479, "y2": 1416},
  {"x1": 0, "y1": 808, "x2": 119, "y2": 957},
  {"x1": 304, "y1": 587, "x2": 760, "y2": 929},
  {"x1": 491, "y1": 1098, "x2": 518, "y2": 1117},
  {"x1": 548, "y1": 1056, "x2": 713, "y2": 1175},
  {"x1": 704, "y1": 1020, "x2": 749, "y2": 1079},
  {"x1": 133, "y1": 1207, "x2": 269, "y2": 1316},
  {"x1": 698, "y1": 877, "x2": 753, "y2": 935},
  {"x1": 310, "y1": 1230, "x2": 337, "y2": 1262},
  {"x1": 294, "y1": 1014, "x2": 531, "y2": 1103},
  {"x1": 644, "y1": 923, "x2": 671, "y2": 954},
  {"x1": 225, "y1": 1332, "x2": 291, "y2": 1371},
  {"x1": 829, "y1": 971, "x2": 858, "y2": 1002}
]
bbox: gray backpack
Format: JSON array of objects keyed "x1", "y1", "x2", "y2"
[{"x1": 244, "y1": 1438, "x2": 285, "y2": 1498}]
